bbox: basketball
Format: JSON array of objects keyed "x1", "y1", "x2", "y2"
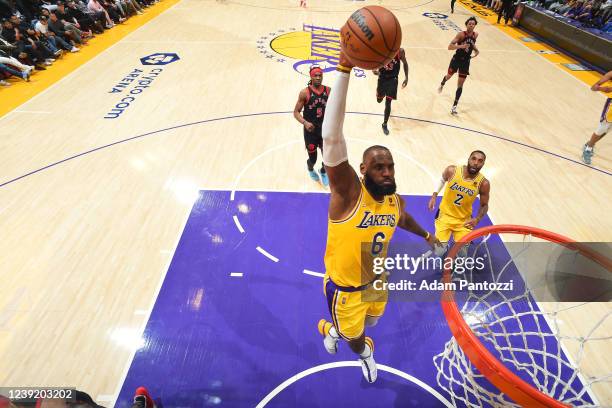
[{"x1": 340, "y1": 6, "x2": 402, "y2": 70}]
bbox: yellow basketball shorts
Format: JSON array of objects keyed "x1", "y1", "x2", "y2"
[
  {"x1": 434, "y1": 210, "x2": 472, "y2": 242},
  {"x1": 323, "y1": 276, "x2": 387, "y2": 340}
]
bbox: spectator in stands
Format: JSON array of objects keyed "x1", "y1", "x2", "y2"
[
  {"x1": 56, "y1": 1, "x2": 93, "y2": 38},
  {"x1": 99, "y1": 0, "x2": 126, "y2": 23},
  {"x1": 0, "y1": 60, "x2": 29, "y2": 83},
  {"x1": 48, "y1": 11, "x2": 85, "y2": 46},
  {"x1": 87, "y1": 0, "x2": 117, "y2": 28},
  {"x1": 26, "y1": 26, "x2": 62, "y2": 57},
  {"x1": 35, "y1": 15, "x2": 79, "y2": 52},
  {"x1": 1, "y1": 19, "x2": 50, "y2": 69},
  {"x1": 565, "y1": 0, "x2": 588, "y2": 17},
  {"x1": 66, "y1": 0, "x2": 104, "y2": 34},
  {"x1": 0, "y1": 48, "x2": 34, "y2": 73}
]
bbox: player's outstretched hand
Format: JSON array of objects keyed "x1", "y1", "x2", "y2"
[
  {"x1": 427, "y1": 196, "x2": 436, "y2": 212},
  {"x1": 402, "y1": 78, "x2": 408, "y2": 88}
]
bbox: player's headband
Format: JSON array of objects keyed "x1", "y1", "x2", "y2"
[{"x1": 310, "y1": 66, "x2": 323, "y2": 77}]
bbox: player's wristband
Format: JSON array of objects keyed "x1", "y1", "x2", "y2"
[
  {"x1": 424, "y1": 231, "x2": 430, "y2": 240},
  {"x1": 336, "y1": 64, "x2": 352, "y2": 73}
]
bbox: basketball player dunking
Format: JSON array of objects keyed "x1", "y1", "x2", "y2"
[
  {"x1": 317, "y1": 50, "x2": 438, "y2": 383},
  {"x1": 438, "y1": 17, "x2": 480, "y2": 115},
  {"x1": 582, "y1": 70, "x2": 612, "y2": 165},
  {"x1": 294, "y1": 66, "x2": 330, "y2": 186},
  {"x1": 428, "y1": 151, "x2": 490, "y2": 259},
  {"x1": 373, "y1": 48, "x2": 409, "y2": 135}
]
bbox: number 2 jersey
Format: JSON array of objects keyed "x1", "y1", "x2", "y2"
[
  {"x1": 303, "y1": 85, "x2": 330, "y2": 129},
  {"x1": 324, "y1": 181, "x2": 401, "y2": 288},
  {"x1": 439, "y1": 165, "x2": 485, "y2": 221}
]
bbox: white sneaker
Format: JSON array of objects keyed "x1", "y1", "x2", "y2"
[
  {"x1": 438, "y1": 84, "x2": 443, "y2": 94},
  {"x1": 0, "y1": 80, "x2": 10, "y2": 86},
  {"x1": 317, "y1": 319, "x2": 338, "y2": 354},
  {"x1": 451, "y1": 105, "x2": 458, "y2": 115},
  {"x1": 360, "y1": 354, "x2": 377, "y2": 383},
  {"x1": 70, "y1": 47, "x2": 80, "y2": 53},
  {"x1": 360, "y1": 337, "x2": 377, "y2": 383}
]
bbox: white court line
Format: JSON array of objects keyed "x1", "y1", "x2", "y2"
[
  {"x1": 256, "y1": 246, "x2": 279, "y2": 263},
  {"x1": 255, "y1": 361, "x2": 454, "y2": 408},
  {"x1": 232, "y1": 215, "x2": 245, "y2": 233},
  {"x1": 230, "y1": 272, "x2": 244, "y2": 277},
  {"x1": 110, "y1": 198, "x2": 194, "y2": 406},
  {"x1": 229, "y1": 136, "x2": 436, "y2": 201},
  {"x1": 230, "y1": 139, "x2": 301, "y2": 201},
  {"x1": 12, "y1": 110, "x2": 52, "y2": 114},
  {"x1": 303, "y1": 269, "x2": 325, "y2": 278}
]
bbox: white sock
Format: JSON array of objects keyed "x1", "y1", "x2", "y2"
[
  {"x1": 585, "y1": 145, "x2": 593, "y2": 151},
  {"x1": 328, "y1": 326, "x2": 339, "y2": 339},
  {"x1": 360, "y1": 343, "x2": 372, "y2": 359}
]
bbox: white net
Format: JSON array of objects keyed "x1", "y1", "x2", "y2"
[{"x1": 432, "y1": 230, "x2": 612, "y2": 407}]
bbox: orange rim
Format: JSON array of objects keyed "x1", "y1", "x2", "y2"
[{"x1": 441, "y1": 224, "x2": 611, "y2": 407}]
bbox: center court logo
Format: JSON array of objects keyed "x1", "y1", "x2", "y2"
[{"x1": 256, "y1": 25, "x2": 366, "y2": 78}]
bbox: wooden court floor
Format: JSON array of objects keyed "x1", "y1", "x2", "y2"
[{"x1": 0, "y1": 0, "x2": 610, "y2": 405}]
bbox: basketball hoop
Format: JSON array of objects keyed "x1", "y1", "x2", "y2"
[{"x1": 433, "y1": 225, "x2": 612, "y2": 407}]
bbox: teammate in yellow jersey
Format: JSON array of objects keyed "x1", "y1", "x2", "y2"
[
  {"x1": 428, "y1": 151, "x2": 490, "y2": 257},
  {"x1": 317, "y1": 50, "x2": 438, "y2": 383},
  {"x1": 582, "y1": 70, "x2": 612, "y2": 165}
]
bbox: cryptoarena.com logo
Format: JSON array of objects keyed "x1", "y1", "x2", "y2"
[
  {"x1": 140, "y1": 52, "x2": 180, "y2": 66},
  {"x1": 103, "y1": 53, "x2": 179, "y2": 119},
  {"x1": 256, "y1": 25, "x2": 366, "y2": 78}
]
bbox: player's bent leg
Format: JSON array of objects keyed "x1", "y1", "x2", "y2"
[
  {"x1": 583, "y1": 124, "x2": 608, "y2": 164},
  {"x1": 318, "y1": 319, "x2": 339, "y2": 354},
  {"x1": 439, "y1": 70, "x2": 454, "y2": 93}
]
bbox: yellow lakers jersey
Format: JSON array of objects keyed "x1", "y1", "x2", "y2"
[
  {"x1": 324, "y1": 182, "x2": 400, "y2": 288},
  {"x1": 439, "y1": 166, "x2": 485, "y2": 221}
]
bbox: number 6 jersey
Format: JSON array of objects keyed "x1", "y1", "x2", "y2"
[{"x1": 324, "y1": 181, "x2": 400, "y2": 288}]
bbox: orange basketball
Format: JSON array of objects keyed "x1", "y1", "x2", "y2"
[{"x1": 340, "y1": 6, "x2": 402, "y2": 70}]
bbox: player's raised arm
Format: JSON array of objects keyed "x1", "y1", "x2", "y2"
[
  {"x1": 322, "y1": 51, "x2": 361, "y2": 218},
  {"x1": 428, "y1": 165, "x2": 455, "y2": 211}
]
